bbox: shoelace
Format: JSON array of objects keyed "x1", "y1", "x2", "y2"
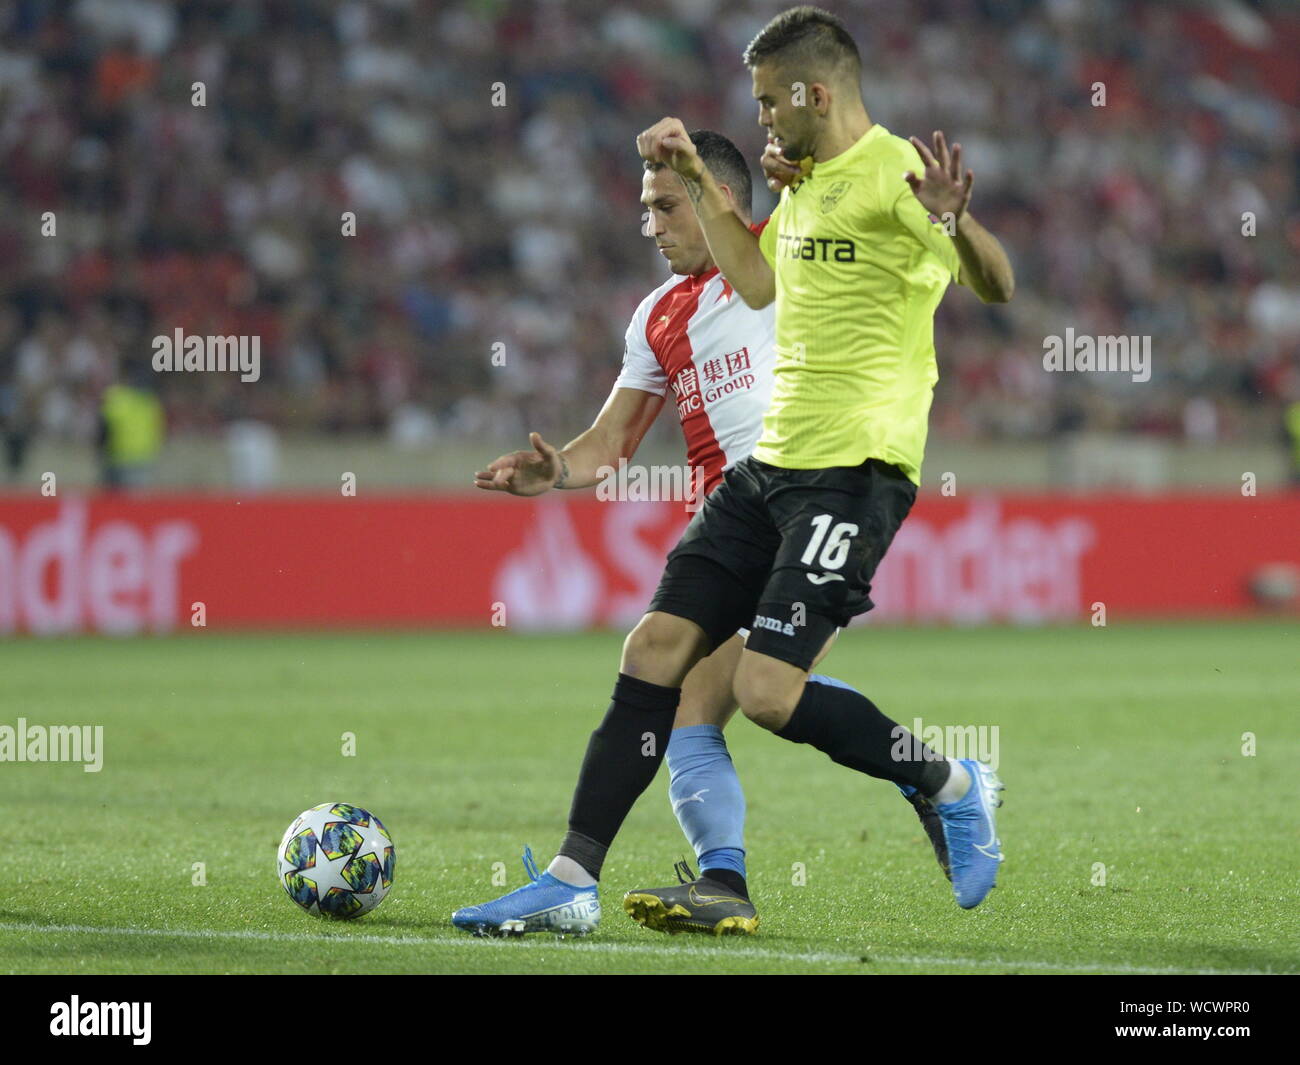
[
  {"x1": 673, "y1": 858, "x2": 698, "y2": 885},
  {"x1": 522, "y1": 845, "x2": 541, "y2": 883}
]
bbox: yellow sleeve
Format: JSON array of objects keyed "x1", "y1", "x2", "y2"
[
  {"x1": 892, "y1": 186, "x2": 962, "y2": 283},
  {"x1": 758, "y1": 197, "x2": 783, "y2": 268}
]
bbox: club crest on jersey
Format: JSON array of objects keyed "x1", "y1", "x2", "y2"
[{"x1": 820, "y1": 180, "x2": 851, "y2": 213}]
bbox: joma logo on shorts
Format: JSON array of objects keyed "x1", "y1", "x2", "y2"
[{"x1": 752, "y1": 614, "x2": 795, "y2": 636}]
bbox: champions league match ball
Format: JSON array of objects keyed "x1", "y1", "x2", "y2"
[{"x1": 277, "y1": 803, "x2": 396, "y2": 919}]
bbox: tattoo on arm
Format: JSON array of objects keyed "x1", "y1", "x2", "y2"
[
  {"x1": 683, "y1": 176, "x2": 704, "y2": 207},
  {"x1": 554, "y1": 452, "x2": 570, "y2": 489}
]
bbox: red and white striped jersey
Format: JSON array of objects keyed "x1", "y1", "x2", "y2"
[{"x1": 615, "y1": 237, "x2": 775, "y2": 496}]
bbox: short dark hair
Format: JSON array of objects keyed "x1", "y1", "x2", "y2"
[
  {"x1": 742, "y1": 5, "x2": 861, "y2": 83},
  {"x1": 644, "y1": 128, "x2": 752, "y2": 214}
]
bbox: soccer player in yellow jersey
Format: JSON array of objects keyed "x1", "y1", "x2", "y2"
[
  {"x1": 629, "y1": 6, "x2": 1016, "y2": 910},
  {"x1": 451, "y1": 6, "x2": 1012, "y2": 941},
  {"x1": 452, "y1": 122, "x2": 959, "y2": 942}
]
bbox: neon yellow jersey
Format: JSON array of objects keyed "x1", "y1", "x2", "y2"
[
  {"x1": 1287, "y1": 401, "x2": 1300, "y2": 470},
  {"x1": 102, "y1": 385, "x2": 165, "y2": 465},
  {"x1": 755, "y1": 123, "x2": 961, "y2": 484}
]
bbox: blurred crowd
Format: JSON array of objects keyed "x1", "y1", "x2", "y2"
[{"x1": 0, "y1": 0, "x2": 1298, "y2": 482}]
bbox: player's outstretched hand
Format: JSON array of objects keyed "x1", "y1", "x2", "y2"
[
  {"x1": 473, "y1": 432, "x2": 563, "y2": 496},
  {"x1": 637, "y1": 117, "x2": 703, "y2": 181},
  {"x1": 904, "y1": 130, "x2": 973, "y2": 221},
  {"x1": 761, "y1": 135, "x2": 804, "y2": 193}
]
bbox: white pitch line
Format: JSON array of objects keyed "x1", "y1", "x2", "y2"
[{"x1": 0, "y1": 921, "x2": 1288, "y2": 975}]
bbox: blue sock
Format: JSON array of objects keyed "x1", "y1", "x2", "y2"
[
  {"x1": 807, "y1": 672, "x2": 855, "y2": 691},
  {"x1": 665, "y1": 725, "x2": 746, "y2": 879}
]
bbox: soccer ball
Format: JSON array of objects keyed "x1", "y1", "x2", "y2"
[{"x1": 277, "y1": 803, "x2": 396, "y2": 919}]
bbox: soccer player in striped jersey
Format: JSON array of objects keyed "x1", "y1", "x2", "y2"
[
  {"x1": 455, "y1": 130, "x2": 947, "y2": 938},
  {"x1": 633, "y1": 5, "x2": 1015, "y2": 911}
]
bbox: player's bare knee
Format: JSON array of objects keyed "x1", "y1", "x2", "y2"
[
  {"x1": 621, "y1": 612, "x2": 706, "y2": 684},
  {"x1": 734, "y1": 672, "x2": 799, "y2": 732},
  {"x1": 734, "y1": 649, "x2": 808, "y2": 731},
  {"x1": 623, "y1": 612, "x2": 685, "y2": 661},
  {"x1": 737, "y1": 689, "x2": 794, "y2": 732}
]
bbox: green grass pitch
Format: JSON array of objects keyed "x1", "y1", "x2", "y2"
[{"x1": 1, "y1": 621, "x2": 1296, "y2": 975}]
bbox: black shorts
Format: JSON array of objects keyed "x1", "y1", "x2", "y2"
[{"x1": 647, "y1": 455, "x2": 916, "y2": 670}]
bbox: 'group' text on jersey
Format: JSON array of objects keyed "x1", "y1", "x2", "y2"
[{"x1": 756, "y1": 123, "x2": 962, "y2": 485}]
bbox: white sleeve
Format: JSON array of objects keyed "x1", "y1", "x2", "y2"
[{"x1": 612, "y1": 296, "x2": 668, "y2": 395}]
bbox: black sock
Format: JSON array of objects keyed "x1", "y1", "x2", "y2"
[
  {"x1": 701, "y1": 867, "x2": 749, "y2": 899},
  {"x1": 776, "y1": 681, "x2": 951, "y2": 796},
  {"x1": 560, "y1": 673, "x2": 680, "y2": 880}
]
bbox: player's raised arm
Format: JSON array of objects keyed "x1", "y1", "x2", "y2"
[
  {"x1": 638, "y1": 117, "x2": 776, "y2": 309},
  {"x1": 904, "y1": 131, "x2": 1015, "y2": 304},
  {"x1": 472, "y1": 386, "x2": 664, "y2": 496}
]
